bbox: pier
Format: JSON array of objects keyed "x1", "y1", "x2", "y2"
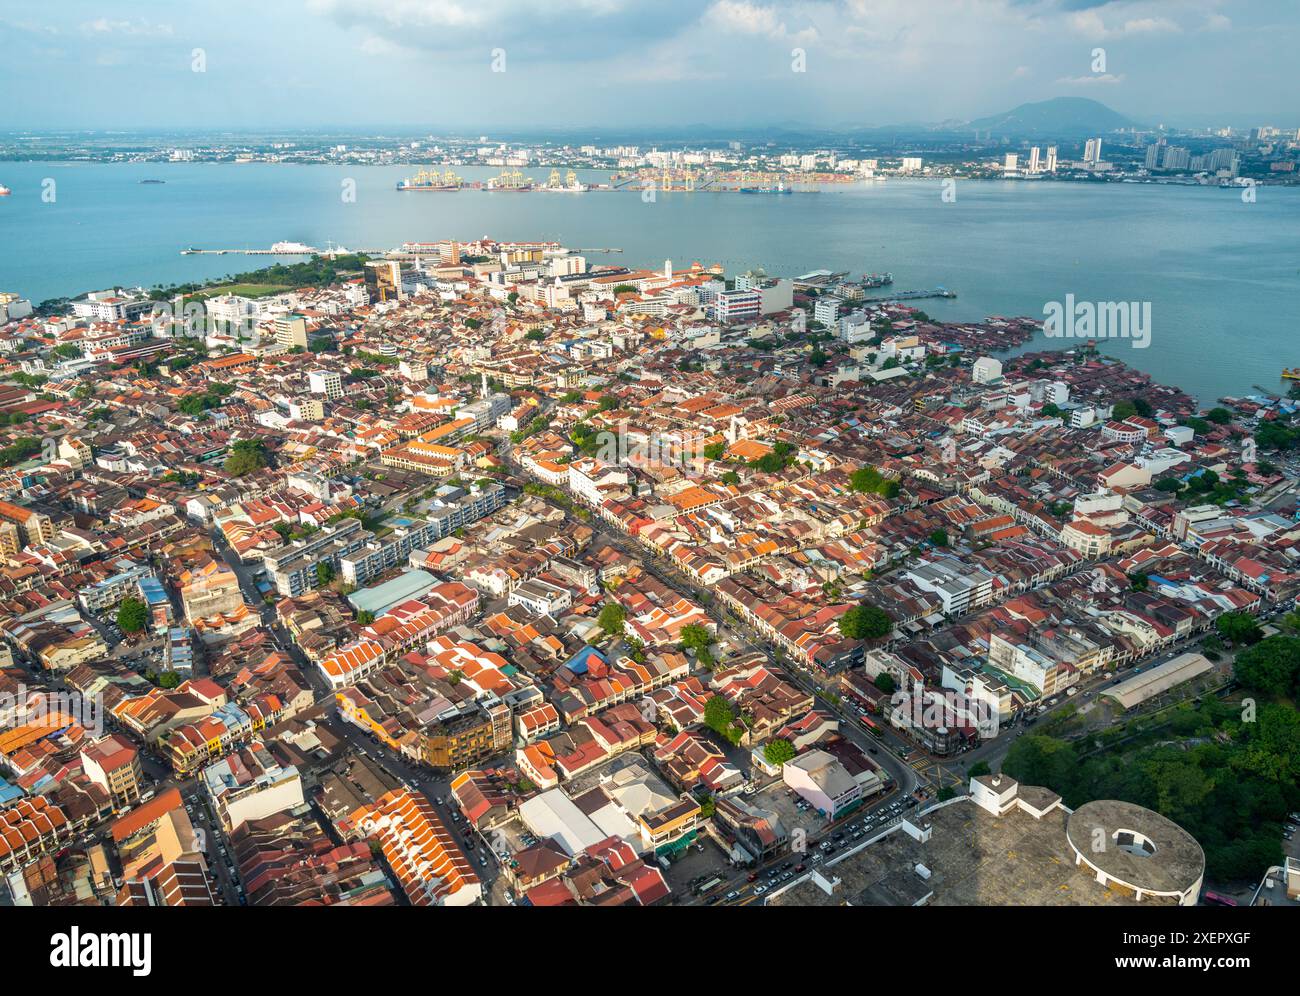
[{"x1": 861, "y1": 287, "x2": 957, "y2": 303}]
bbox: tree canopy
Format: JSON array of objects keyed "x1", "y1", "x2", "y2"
[
  {"x1": 116, "y1": 596, "x2": 148, "y2": 633},
  {"x1": 225, "y1": 439, "x2": 269, "y2": 477},
  {"x1": 849, "y1": 465, "x2": 900, "y2": 499},
  {"x1": 597, "y1": 602, "x2": 627, "y2": 638},
  {"x1": 838, "y1": 604, "x2": 893, "y2": 641},
  {"x1": 763, "y1": 738, "x2": 797, "y2": 767}
]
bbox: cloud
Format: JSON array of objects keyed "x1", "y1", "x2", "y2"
[
  {"x1": 359, "y1": 35, "x2": 408, "y2": 57},
  {"x1": 80, "y1": 18, "x2": 174, "y2": 37},
  {"x1": 1068, "y1": 10, "x2": 1181, "y2": 39},
  {"x1": 702, "y1": 1, "x2": 818, "y2": 43},
  {"x1": 307, "y1": 0, "x2": 700, "y2": 60},
  {"x1": 1056, "y1": 72, "x2": 1126, "y2": 84}
]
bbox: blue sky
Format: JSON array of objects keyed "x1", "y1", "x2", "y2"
[{"x1": 1, "y1": 0, "x2": 1296, "y2": 131}]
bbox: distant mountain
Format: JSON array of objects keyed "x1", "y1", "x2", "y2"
[{"x1": 959, "y1": 98, "x2": 1142, "y2": 138}]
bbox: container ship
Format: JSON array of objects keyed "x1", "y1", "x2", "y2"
[
  {"x1": 486, "y1": 169, "x2": 535, "y2": 191},
  {"x1": 396, "y1": 168, "x2": 464, "y2": 192},
  {"x1": 540, "y1": 169, "x2": 589, "y2": 192},
  {"x1": 739, "y1": 182, "x2": 792, "y2": 194}
]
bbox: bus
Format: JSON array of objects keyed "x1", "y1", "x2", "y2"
[
  {"x1": 861, "y1": 715, "x2": 884, "y2": 737},
  {"x1": 695, "y1": 876, "x2": 725, "y2": 896}
]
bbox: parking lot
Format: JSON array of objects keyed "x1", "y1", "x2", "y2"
[{"x1": 711, "y1": 790, "x2": 914, "y2": 905}]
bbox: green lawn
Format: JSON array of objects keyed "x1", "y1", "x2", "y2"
[{"x1": 192, "y1": 283, "x2": 292, "y2": 299}]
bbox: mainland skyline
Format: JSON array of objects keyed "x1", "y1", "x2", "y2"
[{"x1": 1, "y1": 0, "x2": 1298, "y2": 132}]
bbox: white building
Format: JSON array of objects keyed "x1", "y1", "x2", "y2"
[
  {"x1": 508, "y1": 578, "x2": 573, "y2": 618},
  {"x1": 782, "y1": 750, "x2": 862, "y2": 820},
  {"x1": 972, "y1": 356, "x2": 1003, "y2": 385},
  {"x1": 307, "y1": 369, "x2": 343, "y2": 400},
  {"x1": 201, "y1": 744, "x2": 304, "y2": 833}
]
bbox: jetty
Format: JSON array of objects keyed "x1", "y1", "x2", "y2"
[{"x1": 861, "y1": 287, "x2": 957, "y2": 303}]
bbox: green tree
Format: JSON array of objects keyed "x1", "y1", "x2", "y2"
[
  {"x1": 1215, "y1": 611, "x2": 1262, "y2": 646},
  {"x1": 116, "y1": 596, "x2": 148, "y2": 633},
  {"x1": 315, "y1": 561, "x2": 335, "y2": 587},
  {"x1": 763, "y1": 738, "x2": 797, "y2": 767},
  {"x1": 968, "y1": 760, "x2": 992, "y2": 778},
  {"x1": 873, "y1": 672, "x2": 896, "y2": 694},
  {"x1": 1111, "y1": 400, "x2": 1137, "y2": 420},
  {"x1": 597, "y1": 601, "x2": 627, "y2": 638},
  {"x1": 1234, "y1": 636, "x2": 1300, "y2": 697},
  {"x1": 838, "y1": 604, "x2": 892, "y2": 641},
  {"x1": 929, "y1": 528, "x2": 949, "y2": 547},
  {"x1": 849, "y1": 465, "x2": 898, "y2": 498},
  {"x1": 703, "y1": 695, "x2": 743, "y2": 744},
  {"x1": 680, "y1": 623, "x2": 712, "y2": 655},
  {"x1": 225, "y1": 439, "x2": 268, "y2": 477}
]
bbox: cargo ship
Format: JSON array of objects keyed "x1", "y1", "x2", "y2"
[
  {"x1": 541, "y1": 169, "x2": 589, "y2": 192},
  {"x1": 739, "y1": 182, "x2": 792, "y2": 194},
  {"x1": 486, "y1": 169, "x2": 535, "y2": 191},
  {"x1": 396, "y1": 168, "x2": 464, "y2": 191}
]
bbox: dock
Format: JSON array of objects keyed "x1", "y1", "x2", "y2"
[{"x1": 861, "y1": 288, "x2": 957, "y2": 304}]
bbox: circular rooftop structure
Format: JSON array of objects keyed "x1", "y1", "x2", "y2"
[{"x1": 1066, "y1": 800, "x2": 1204, "y2": 905}]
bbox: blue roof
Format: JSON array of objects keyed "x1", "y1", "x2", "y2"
[
  {"x1": 139, "y1": 576, "x2": 169, "y2": 605},
  {"x1": 565, "y1": 646, "x2": 606, "y2": 675}
]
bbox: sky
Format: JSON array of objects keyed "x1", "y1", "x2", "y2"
[{"x1": 1, "y1": 0, "x2": 1297, "y2": 133}]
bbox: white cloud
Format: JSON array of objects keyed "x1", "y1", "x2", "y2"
[
  {"x1": 1056, "y1": 73, "x2": 1127, "y2": 85},
  {"x1": 1069, "y1": 10, "x2": 1181, "y2": 40},
  {"x1": 703, "y1": 0, "x2": 816, "y2": 42},
  {"x1": 80, "y1": 18, "x2": 173, "y2": 38},
  {"x1": 359, "y1": 35, "x2": 408, "y2": 57},
  {"x1": 306, "y1": 0, "x2": 685, "y2": 59}
]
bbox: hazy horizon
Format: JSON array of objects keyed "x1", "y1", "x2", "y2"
[{"x1": 1, "y1": 1, "x2": 1298, "y2": 133}]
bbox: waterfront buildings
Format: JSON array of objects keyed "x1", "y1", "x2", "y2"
[{"x1": 0, "y1": 231, "x2": 1289, "y2": 913}]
